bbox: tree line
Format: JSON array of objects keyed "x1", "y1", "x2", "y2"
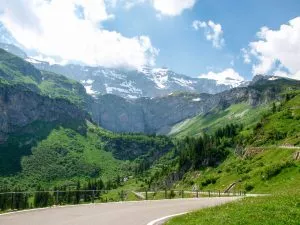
[
  {"x1": 0, "y1": 179, "x2": 111, "y2": 212},
  {"x1": 178, "y1": 123, "x2": 242, "y2": 170}
]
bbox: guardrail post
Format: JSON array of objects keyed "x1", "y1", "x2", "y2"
[
  {"x1": 164, "y1": 189, "x2": 167, "y2": 199},
  {"x1": 219, "y1": 190, "x2": 221, "y2": 197},
  {"x1": 120, "y1": 190, "x2": 124, "y2": 201},
  {"x1": 181, "y1": 190, "x2": 184, "y2": 198},
  {"x1": 92, "y1": 190, "x2": 95, "y2": 203},
  {"x1": 196, "y1": 191, "x2": 199, "y2": 198},
  {"x1": 146, "y1": 190, "x2": 148, "y2": 200},
  {"x1": 56, "y1": 191, "x2": 59, "y2": 205},
  {"x1": 11, "y1": 192, "x2": 14, "y2": 210},
  {"x1": 208, "y1": 190, "x2": 211, "y2": 197}
]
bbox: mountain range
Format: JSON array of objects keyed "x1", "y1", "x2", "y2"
[
  {"x1": 0, "y1": 46, "x2": 299, "y2": 197},
  {"x1": 1, "y1": 46, "x2": 298, "y2": 136},
  {"x1": 0, "y1": 42, "x2": 246, "y2": 99}
]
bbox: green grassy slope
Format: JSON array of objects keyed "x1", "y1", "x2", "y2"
[
  {"x1": 121, "y1": 90, "x2": 300, "y2": 193},
  {"x1": 177, "y1": 147, "x2": 300, "y2": 193},
  {"x1": 0, "y1": 120, "x2": 177, "y2": 190},
  {"x1": 39, "y1": 71, "x2": 90, "y2": 109},
  {"x1": 169, "y1": 103, "x2": 267, "y2": 138},
  {"x1": 0, "y1": 48, "x2": 90, "y2": 108},
  {"x1": 166, "y1": 89, "x2": 300, "y2": 225},
  {"x1": 250, "y1": 92, "x2": 300, "y2": 146},
  {"x1": 0, "y1": 122, "x2": 121, "y2": 189},
  {"x1": 20, "y1": 124, "x2": 121, "y2": 185},
  {"x1": 0, "y1": 49, "x2": 176, "y2": 190},
  {"x1": 166, "y1": 192, "x2": 300, "y2": 225},
  {"x1": 173, "y1": 90, "x2": 300, "y2": 193}
]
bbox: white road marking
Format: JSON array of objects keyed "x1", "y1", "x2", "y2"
[{"x1": 147, "y1": 212, "x2": 188, "y2": 225}]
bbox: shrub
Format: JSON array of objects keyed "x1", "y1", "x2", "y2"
[
  {"x1": 236, "y1": 163, "x2": 252, "y2": 174},
  {"x1": 169, "y1": 190, "x2": 176, "y2": 199},
  {"x1": 261, "y1": 160, "x2": 295, "y2": 180},
  {"x1": 201, "y1": 176, "x2": 218, "y2": 187},
  {"x1": 241, "y1": 175, "x2": 251, "y2": 181},
  {"x1": 244, "y1": 183, "x2": 254, "y2": 192}
]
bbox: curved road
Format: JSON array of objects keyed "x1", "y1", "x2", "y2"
[{"x1": 0, "y1": 197, "x2": 239, "y2": 225}]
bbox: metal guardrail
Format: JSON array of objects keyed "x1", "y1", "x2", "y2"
[{"x1": 0, "y1": 189, "x2": 246, "y2": 212}]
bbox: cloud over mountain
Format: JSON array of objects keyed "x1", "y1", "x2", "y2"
[
  {"x1": 244, "y1": 17, "x2": 300, "y2": 80},
  {"x1": 193, "y1": 20, "x2": 224, "y2": 49},
  {"x1": 0, "y1": 0, "x2": 158, "y2": 69}
]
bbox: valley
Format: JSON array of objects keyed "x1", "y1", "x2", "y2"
[
  {"x1": 0, "y1": 2, "x2": 300, "y2": 224},
  {"x1": 0, "y1": 48, "x2": 299, "y2": 224}
]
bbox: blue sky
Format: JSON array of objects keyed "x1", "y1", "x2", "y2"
[
  {"x1": 102, "y1": 0, "x2": 300, "y2": 79},
  {"x1": 0, "y1": 0, "x2": 300, "y2": 81}
]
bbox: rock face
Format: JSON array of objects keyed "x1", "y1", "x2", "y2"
[
  {"x1": 91, "y1": 79, "x2": 295, "y2": 134},
  {"x1": 0, "y1": 84, "x2": 88, "y2": 143},
  {"x1": 1, "y1": 47, "x2": 300, "y2": 136},
  {"x1": 0, "y1": 43, "x2": 27, "y2": 59},
  {"x1": 92, "y1": 94, "x2": 145, "y2": 133}
]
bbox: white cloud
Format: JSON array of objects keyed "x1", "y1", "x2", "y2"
[
  {"x1": 122, "y1": 0, "x2": 146, "y2": 9},
  {"x1": 199, "y1": 68, "x2": 245, "y2": 87},
  {"x1": 0, "y1": 0, "x2": 158, "y2": 69},
  {"x1": 120, "y1": 0, "x2": 196, "y2": 16},
  {"x1": 193, "y1": 20, "x2": 224, "y2": 49},
  {"x1": 245, "y1": 17, "x2": 300, "y2": 80},
  {"x1": 241, "y1": 48, "x2": 251, "y2": 64},
  {"x1": 152, "y1": 0, "x2": 196, "y2": 16}
]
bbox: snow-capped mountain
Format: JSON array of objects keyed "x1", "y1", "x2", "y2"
[
  {"x1": 31, "y1": 62, "x2": 239, "y2": 98},
  {"x1": 0, "y1": 42, "x2": 244, "y2": 98}
]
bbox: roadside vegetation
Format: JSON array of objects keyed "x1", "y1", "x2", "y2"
[
  {"x1": 165, "y1": 90, "x2": 300, "y2": 225},
  {"x1": 1, "y1": 48, "x2": 300, "y2": 222},
  {"x1": 166, "y1": 191, "x2": 300, "y2": 225}
]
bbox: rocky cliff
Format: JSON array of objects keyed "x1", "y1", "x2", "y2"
[
  {"x1": 1, "y1": 48, "x2": 299, "y2": 136},
  {"x1": 0, "y1": 84, "x2": 89, "y2": 144},
  {"x1": 91, "y1": 76, "x2": 300, "y2": 134}
]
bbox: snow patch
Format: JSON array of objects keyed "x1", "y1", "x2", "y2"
[
  {"x1": 192, "y1": 98, "x2": 201, "y2": 102},
  {"x1": 151, "y1": 68, "x2": 169, "y2": 89},
  {"x1": 25, "y1": 58, "x2": 42, "y2": 64},
  {"x1": 105, "y1": 84, "x2": 138, "y2": 95},
  {"x1": 268, "y1": 77, "x2": 278, "y2": 81},
  {"x1": 81, "y1": 79, "x2": 94, "y2": 85},
  {"x1": 84, "y1": 85, "x2": 98, "y2": 97},
  {"x1": 99, "y1": 69, "x2": 126, "y2": 80},
  {"x1": 199, "y1": 68, "x2": 245, "y2": 88},
  {"x1": 127, "y1": 95, "x2": 138, "y2": 99},
  {"x1": 152, "y1": 67, "x2": 169, "y2": 75},
  {"x1": 120, "y1": 81, "x2": 142, "y2": 95},
  {"x1": 172, "y1": 77, "x2": 195, "y2": 89}
]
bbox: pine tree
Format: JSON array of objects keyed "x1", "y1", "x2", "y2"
[{"x1": 272, "y1": 102, "x2": 276, "y2": 113}]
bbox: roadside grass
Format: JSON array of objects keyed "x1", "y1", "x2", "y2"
[
  {"x1": 167, "y1": 146, "x2": 300, "y2": 225},
  {"x1": 166, "y1": 192, "x2": 300, "y2": 225},
  {"x1": 176, "y1": 147, "x2": 300, "y2": 194}
]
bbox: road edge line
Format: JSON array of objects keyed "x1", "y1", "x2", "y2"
[{"x1": 147, "y1": 212, "x2": 188, "y2": 225}]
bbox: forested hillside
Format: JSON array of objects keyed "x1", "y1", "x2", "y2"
[
  {"x1": 0, "y1": 49, "x2": 176, "y2": 190},
  {"x1": 141, "y1": 89, "x2": 300, "y2": 193},
  {"x1": 0, "y1": 48, "x2": 299, "y2": 199}
]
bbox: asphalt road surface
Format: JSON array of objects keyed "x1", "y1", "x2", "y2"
[{"x1": 0, "y1": 197, "x2": 239, "y2": 225}]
